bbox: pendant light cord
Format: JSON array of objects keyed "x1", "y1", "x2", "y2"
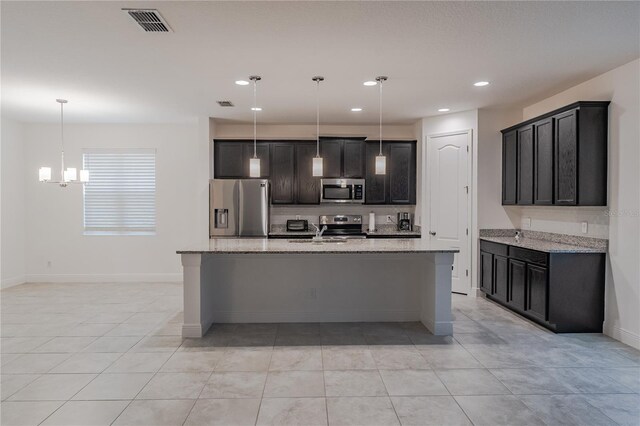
[
  {"x1": 379, "y1": 78, "x2": 383, "y2": 155},
  {"x1": 60, "y1": 101, "x2": 65, "y2": 179},
  {"x1": 316, "y1": 79, "x2": 320, "y2": 157},
  {"x1": 253, "y1": 78, "x2": 257, "y2": 158}
]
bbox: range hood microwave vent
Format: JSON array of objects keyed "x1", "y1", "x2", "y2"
[
  {"x1": 123, "y1": 9, "x2": 172, "y2": 32},
  {"x1": 217, "y1": 100, "x2": 235, "y2": 107}
]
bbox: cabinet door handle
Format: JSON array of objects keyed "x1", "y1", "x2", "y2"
[{"x1": 429, "y1": 231, "x2": 436, "y2": 236}]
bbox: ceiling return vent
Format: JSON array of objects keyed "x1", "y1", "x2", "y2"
[
  {"x1": 217, "y1": 101, "x2": 235, "y2": 107},
  {"x1": 123, "y1": 9, "x2": 172, "y2": 32}
]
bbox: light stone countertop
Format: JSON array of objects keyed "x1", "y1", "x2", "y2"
[
  {"x1": 479, "y1": 236, "x2": 607, "y2": 253},
  {"x1": 177, "y1": 237, "x2": 458, "y2": 254}
]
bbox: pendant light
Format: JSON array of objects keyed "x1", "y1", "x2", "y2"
[
  {"x1": 249, "y1": 75, "x2": 262, "y2": 177},
  {"x1": 312, "y1": 76, "x2": 324, "y2": 177},
  {"x1": 38, "y1": 99, "x2": 89, "y2": 187},
  {"x1": 375, "y1": 76, "x2": 388, "y2": 175}
]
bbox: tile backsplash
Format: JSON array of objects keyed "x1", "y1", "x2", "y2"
[{"x1": 270, "y1": 205, "x2": 416, "y2": 227}]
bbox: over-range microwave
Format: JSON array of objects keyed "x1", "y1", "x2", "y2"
[{"x1": 320, "y1": 178, "x2": 365, "y2": 204}]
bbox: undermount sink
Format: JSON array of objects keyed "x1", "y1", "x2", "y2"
[{"x1": 287, "y1": 238, "x2": 347, "y2": 244}]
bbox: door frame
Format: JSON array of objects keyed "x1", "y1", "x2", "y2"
[{"x1": 425, "y1": 129, "x2": 473, "y2": 295}]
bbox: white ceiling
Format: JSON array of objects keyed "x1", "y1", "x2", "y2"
[{"x1": 2, "y1": 1, "x2": 638, "y2": 124}]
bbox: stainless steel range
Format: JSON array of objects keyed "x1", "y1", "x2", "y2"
[{"x1": 318, "y1": 215, "x2": 366, "y2": 238}]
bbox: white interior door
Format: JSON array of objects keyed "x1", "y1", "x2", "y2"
[{"x1": 428, "y1": 130, "x2": 471, "y2": 295}]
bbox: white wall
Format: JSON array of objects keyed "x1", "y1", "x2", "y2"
[
  {"x1": 420, "y1": 110, "x2": 479, "y2": 293},
  {"x1": 520, "y1": 58, "x2": 640, "y2": 348},
  {"x1": 22, "y1": 122, "x2": 202, "y2": 282},
  {"x1": 213, "y1": 123, "x2": 416, "y2": 140},
  {"x1": 1, "y1": 118, "x2": 26, "y2": 288},
  {"x1": 477, "y1": 109, "x2": 522, "y2": 230}
]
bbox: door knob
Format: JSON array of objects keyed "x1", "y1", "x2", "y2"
[{"x1": 429, "y1": 231, "x2": 436, "y2": 236}]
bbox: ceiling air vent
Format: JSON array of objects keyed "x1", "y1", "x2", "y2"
[
  {"x1": 123, "y1": 9, "x2": 172, "y2": 32},
  {"x1": 217, "y1": 101, "x2": 235, "y2": 107}
]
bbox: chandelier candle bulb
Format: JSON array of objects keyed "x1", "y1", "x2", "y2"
[
  {"x1": 39, "y1": 167, "x2": 51, "y2": 182},
  {"x1": 64, "y1": 167, "x2": 77, "y2": 182}
]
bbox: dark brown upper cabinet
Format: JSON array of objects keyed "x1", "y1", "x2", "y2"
[
  {"x1": 295, "y1": 142, "x2": 321, "y2": 204},
  {"x1": 270, "y1": 142, "x2": 295, "y2": 204},
  {"x1": 365, "y1": 142, "x2": 387, "y2": 204},
  {"x1": 214, "y1": 141, "x2": 244, "y2": 178},
  {"x1": 214, "y1": 140, "x2": 270, "y2": 179},
  {"x1": 213, "y1": 138, "x2": 415, "y2": 206},
  {"x1": 516, "y1": 125, "x2": 534, "y2": 205},
  {"x1": 320, "y1": 139, "x2": 342, "y2": 178},
  {"x1": 343, "y1": 140, "x2": 365, "y2": 178},
  {"x1": 501, "y1": 101, "x2": 609, "y2": 206},
  {"x1": 554, "y1": 109, "x2": 578, "y2": 205},
  {"x1": 502, "y1": 130, "x2": 517, "y2": 205},
  {"x1": 533, "y1": 117, "x2": 554, "y2": 205},
  {"x1": 319, "y1": 137, "x2": 365, "y2": 179},
  {"x1": 388, "y1": 142, "x2": 416, "y2": 204},
  {"x1": 364, "y1": 140, "x2": 416, "y2": 205}
]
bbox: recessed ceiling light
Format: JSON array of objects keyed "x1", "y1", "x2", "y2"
[
  {"x1": 251, "y1": 107, "x2": 262, "y2": 111},
  {"x1": 235, "y1": 80, "x2": 249, "y2": 86},
  {"x1": 438, "y1": 108, "x2": 450, "y2": 112},
  {"x1": 363, "y1": 81, "x2": 377, "y2": 86},
  {"x1": 351, "y1": 108, "x2": 363, "y2": 112},
  {"x1": 474, "y1": 81, "x2": 490, "y2": 87}
]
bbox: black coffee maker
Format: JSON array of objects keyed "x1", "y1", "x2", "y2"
[{"x1": 397, "y1": 212, "x2": 413, "y2": 231}]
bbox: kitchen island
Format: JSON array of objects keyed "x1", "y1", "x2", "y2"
[{"x1": 177, "y1": 238, "x2": 458, "y2": 338}]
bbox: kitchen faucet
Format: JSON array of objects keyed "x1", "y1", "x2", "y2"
[{"x1": 309, "y1": 223, "x2": 328, "y2": 240}]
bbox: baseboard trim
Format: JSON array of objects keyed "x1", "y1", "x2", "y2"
[
  {"x1": 211, "y1": 310, "x2": 420, "y2": 323},
  {"x1": 420, "y1": 315, "x2": 453, "y2": 336},
  {"x1": 1, "y1": 275, "x2": 26, "y2": 289},
  {"x1": 604, "y1": 321, "x2": 640, "y2": 350},
  {"x1": 24, "y1": 273, "x2": 182, "y2": 283}
]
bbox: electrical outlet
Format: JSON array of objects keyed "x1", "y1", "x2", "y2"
[
  {"x1": 581, "y1": 222, "x2": 588, "y2": 233},
  {"x1": 523, "y1": 217, "x2": 531, "y2": 229},
  {"x1": 386, "y1": 215, "x2": 393, "y2": 223},
  {"x1": 296, "y1": 215, "x2": 301, "y2": 220}
]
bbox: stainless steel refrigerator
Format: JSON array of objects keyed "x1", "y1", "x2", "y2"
[{"x1": 209, "y1": 179, "x2": 270, "y2": 237}]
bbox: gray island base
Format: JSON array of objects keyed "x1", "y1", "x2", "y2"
[{"x1": 177, "y1": 238, "x2": 458, "y2": 338}]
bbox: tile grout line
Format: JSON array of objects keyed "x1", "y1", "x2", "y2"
[{"x1": 109, "y1": 326, "x2": 189, "y2": 426}]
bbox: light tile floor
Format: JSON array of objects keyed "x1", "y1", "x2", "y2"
[{"x1": 1, "y1": 282, "x2": 639, "y2": 426}]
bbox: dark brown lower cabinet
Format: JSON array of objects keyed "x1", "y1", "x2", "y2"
[
  {"x1": 526, "y1": 264, "x2": 548, "y2": 321},
  {"x1": 479, "y1": 240, "x2": 605, "y2": 333},
  {"x1": 507, "y1": 259, "x2": 526, "y2": 311},
  {"x1": 493, "y1": 255, "x2": 508, "y2": 304},
  {"x1": 480, "y1": 251, "x2": 493, "y2": 294}
]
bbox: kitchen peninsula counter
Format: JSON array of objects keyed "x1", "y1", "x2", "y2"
[
  {"x1": 178, "y1": 238, "x2": 458, "y2": 338},
  {"x1": 177, "y1": 236, "x2": 452, "y2": 254}
]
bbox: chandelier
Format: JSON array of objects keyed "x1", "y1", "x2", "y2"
[{"x1": 38, "y1": 99, "x2": 89, "y2": 187}]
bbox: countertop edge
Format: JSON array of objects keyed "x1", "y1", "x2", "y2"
[{"x1": 479, "y1": 236, "x2": 607, "y2": 254}]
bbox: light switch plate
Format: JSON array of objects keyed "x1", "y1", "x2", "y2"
[
  {"x1": 523, "y1": 217, "x2": 531, "y2": 229},
  {"x1": 581, "y1": 222, "x2": 588, "y2": 233}
]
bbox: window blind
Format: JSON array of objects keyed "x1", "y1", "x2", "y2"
[{"x1": 83, "y1": 150, "x2": 156, "y2": 235}]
